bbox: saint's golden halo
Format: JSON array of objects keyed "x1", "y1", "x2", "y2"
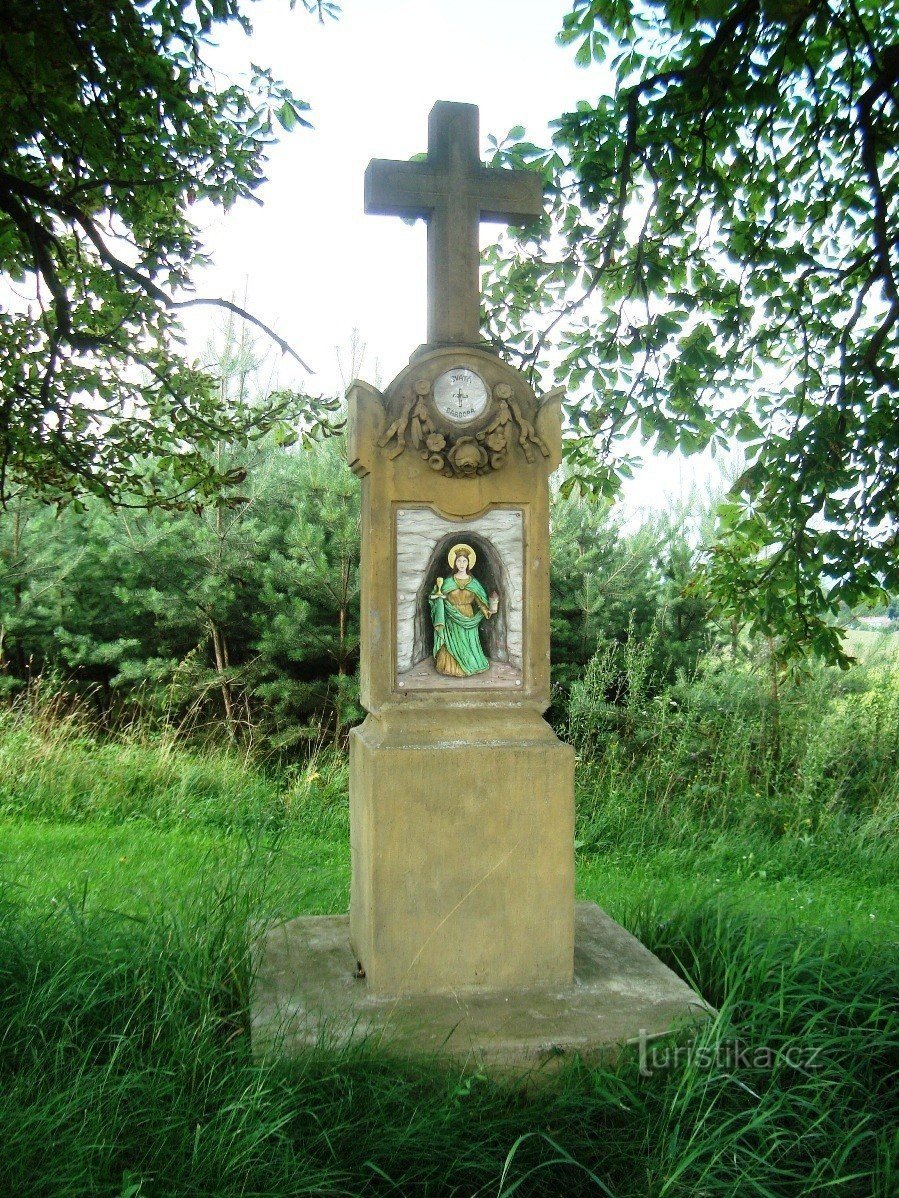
[{"x1": 447, "y1": 543, "x2": 476, "y2": 570}]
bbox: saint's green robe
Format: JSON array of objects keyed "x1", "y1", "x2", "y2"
[{"x1": 429, "y1": 576, "x2": 490, "y2": 676}]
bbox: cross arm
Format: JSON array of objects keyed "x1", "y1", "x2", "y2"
[
  {"x1": 365, "y1": 159, "x2": 438, "y2": 219},
  {"x1": 476, "y1": 166, "x2": 544, "y2": 226},
  {"x1": 365, "y1": 158, "x2": 544, "y2": 225}
]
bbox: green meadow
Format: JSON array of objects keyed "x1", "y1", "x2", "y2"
[
  {"x1": 5, "y1": 0, "x2": 899, "y2": 1193},
  {"x1": 1, "y1": 655, "x2": 897, "y2": 1197}
]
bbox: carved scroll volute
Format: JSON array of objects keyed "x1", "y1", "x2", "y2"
[
  {"x1": 535, "y1": 386, "x2": 566, "y2": 473},
  {"x1": 347, "y1": 380, "x2": 386, "y2": 478}
]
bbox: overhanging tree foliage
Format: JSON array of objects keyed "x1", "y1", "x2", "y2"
[
  {"x1": 0, "y1": 0, "x2": 337, "y2": 506},
  {"x1": 483, "y1": 0, "x2": 899, "y2": 663}
]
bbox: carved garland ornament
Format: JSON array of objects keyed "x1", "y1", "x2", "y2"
[{"x1": 377, "y1": 380, "x2": 550, "y2": 477}]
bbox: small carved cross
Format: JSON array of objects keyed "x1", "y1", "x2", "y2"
[{"x1": 365, "y1": 101, "x2": 544, "y2": 347}]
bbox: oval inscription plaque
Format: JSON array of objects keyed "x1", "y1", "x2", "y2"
[{"x1": 433, "y1": 367, "x2": 489, "y2": 424}]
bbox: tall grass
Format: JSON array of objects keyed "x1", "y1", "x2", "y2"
[
  {"x1": 0, "y1": 685, "x2": 347, "y2": 835},
  {"x1": 0, "y1": 875, "x2": 894, "y2": 1195},
  {"x1": 569, "y1": 642, "x2": 899, "y2": 868},
  {"x1": 0, "y1": 665, "x2": 897, "y2": 1193}
]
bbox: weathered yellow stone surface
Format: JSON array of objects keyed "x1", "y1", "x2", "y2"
[
  {"x1": 350, "y1": 708, "x2": 574, "y2": 995},
  {"x1": 348, "y1": 343, "x2": 575, "y2": 996},
  {"x1": 348, "y1": 346, "x2": 564, "y2": 716},
  {"x1": 343, "y1": 100, "x2": 576, "y2": 998}
]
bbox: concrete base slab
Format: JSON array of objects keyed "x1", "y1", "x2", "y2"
[{"x1": 252, "y1": 903, "x2": 713, "y2": 1077}]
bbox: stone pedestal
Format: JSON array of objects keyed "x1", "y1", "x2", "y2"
[
  {"x1": 344, "y1": 344, "x2": 575, "y2": 997},
  {"x1": 350, "y1": 708, "x2": 574, "y2": 995}
]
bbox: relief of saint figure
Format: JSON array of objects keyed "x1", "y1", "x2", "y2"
[{"x1": 429, "y1": 543, "x2": 500, "y2": 677}]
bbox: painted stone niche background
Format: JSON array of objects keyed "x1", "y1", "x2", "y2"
[{"x1": 396, "y1": 506, "x2": 524, "y2": 689}]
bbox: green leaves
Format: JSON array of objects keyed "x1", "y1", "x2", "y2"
[
  {"x1": 483, "y1": 0, "x2": 899, "y2": 664},
  {"x1": 0, "y1": 0, "x2": 330, "y2": 506},
  {"x1": 276, "y1": 98, "x2": 312, "y2": 132}
]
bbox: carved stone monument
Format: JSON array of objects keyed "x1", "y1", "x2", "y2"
[{"x1": 252, "y1": 102, "x2": 711, "y2": 1072}]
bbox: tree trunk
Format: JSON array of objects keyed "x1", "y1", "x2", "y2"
[
  {"x1": 210, "y1": 621, "x2": 236, "y2": 738},
  {"x1": 766, "y1": 635, "x2": 781, "y2": 771}
]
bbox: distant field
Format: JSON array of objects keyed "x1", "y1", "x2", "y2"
[{"x1": 844, "y1": 626, "x2": 899, "y2": 659}]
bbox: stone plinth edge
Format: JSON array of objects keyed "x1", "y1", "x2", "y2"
[{"x1": 251, "y1": 902, "x2": 714, "y2": 1080}]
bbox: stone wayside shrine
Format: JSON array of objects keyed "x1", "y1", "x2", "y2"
[{"x1": 252, "y1": 102, "x2": 710, "y2": 1074}]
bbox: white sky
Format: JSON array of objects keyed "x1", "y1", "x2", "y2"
[{"x1": 184, "y1": 0, "x2": 723, "y2": 516}]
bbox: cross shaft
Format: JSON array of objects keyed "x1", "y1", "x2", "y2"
[{"x1": 365, "y1": 101, "x2": 543, "y2": 346}]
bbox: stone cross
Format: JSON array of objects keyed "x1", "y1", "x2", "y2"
[
  {"x1": 343, "y1": 107, "x2": 573, "y2": 995},
  {"x1": 364, "y1": 100, "x2": 543, "y2": 347}
]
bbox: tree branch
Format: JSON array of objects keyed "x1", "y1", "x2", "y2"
[
  {"x1": 0, "y1": 168, "x2": 314, "y2": 372},
  {"x1": 173, "y1": 299, "x2": 313, "y2": 371}
]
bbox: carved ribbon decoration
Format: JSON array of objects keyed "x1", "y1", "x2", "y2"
[{"x1": 377, "y1": 380, "x2": 549, "y2": 477}]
